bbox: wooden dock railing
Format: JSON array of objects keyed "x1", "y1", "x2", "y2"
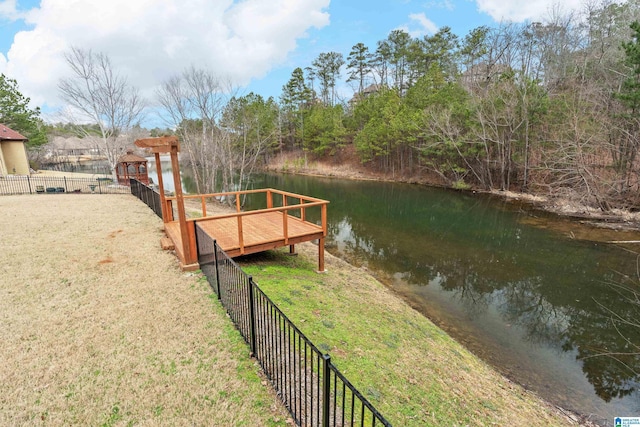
[{"x1": 164, "y1": 188, "x2": 329, "y2": 271}]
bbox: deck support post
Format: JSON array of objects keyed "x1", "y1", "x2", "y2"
[
  {"x1": 289, "y1": 244, "x2": 296, "y2": 255},
  {"x1": 170, "y1": 143, "x2": 196, "y2": 267},
  {"x1": 154, "y1": 152, "x2": 169, "y2": 223},
  {"x1": 318, "y1": 237, "x2": 325, "y2": 273}
]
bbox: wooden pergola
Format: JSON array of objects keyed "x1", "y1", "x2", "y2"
[
  {"x1": 116, "y1": 150, "x2": 149, "y2": 185},
  {"x1": 134, "y1": 136, "x2": 329, "y2": 272}
]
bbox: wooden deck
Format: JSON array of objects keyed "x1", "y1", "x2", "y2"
[
  {"x1": 166, "y1": 211, "x2": 324, "y2": 258},
  {"x1": 162, "y1": 188, "x2": 329, "y2": 271}
]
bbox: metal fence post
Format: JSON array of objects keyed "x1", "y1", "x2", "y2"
[
  {"x1": 323, "y1": 354, "x2": 331, "y2": 427},
  {"x1": 64, "y1": 176, "x2": 68, "y2": 193},
  {"x1": 248, "y1": 276, "x2": 257, "y2": 357},
  {"x1": 27, "y1": 175, "x2": 32, "y2": 194},
  {"x1": 213, "y1": 240, "x2": 221, "y2": 300}
]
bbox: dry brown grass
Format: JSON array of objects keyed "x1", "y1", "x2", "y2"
[{"x1": 0, "y1": 194, "x2": 289, "y2": 426}]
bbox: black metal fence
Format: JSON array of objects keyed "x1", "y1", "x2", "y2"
[
  {"x1": 196, "y1": 223, "x2": 391, "y2": 427},
  {"x1": 0, "y1": 175, "x2": 130, "y2": 195},
  {"x1": 130, "y1": 178, "x2": 163, "y2": 219}
]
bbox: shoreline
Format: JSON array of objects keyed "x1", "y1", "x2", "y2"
[
  {"x1": 263, "y1": 151, "x2": 640, "y2": 232},
  {"x1": 246, "y1": 242, "x2": 600, "y2": 426},
  {"x1": 260, "y1": 155, "x2": 634, "y2": 426}
]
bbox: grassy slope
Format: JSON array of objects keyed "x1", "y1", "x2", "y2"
[{"x1": 240, "y1": 244, "x2": 574, "y2": 427}]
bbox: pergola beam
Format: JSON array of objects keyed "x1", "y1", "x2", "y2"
[
  {"x1": 134, "y1": 136, "x2": 197, "y2": 270},
  {"x1": 134, "y1": 136, "x2": 180, "y2": 150}
]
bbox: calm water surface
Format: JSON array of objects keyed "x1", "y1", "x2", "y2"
[{"x1": 245, "y1": 173, "x2": 640, "y2": 426}]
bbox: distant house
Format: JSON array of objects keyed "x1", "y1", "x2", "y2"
[
  {"x1": 460, "y1": 62, "x2": 512, "y2": 92},
  {"x1": 348, "y1": 83, "x2": 384, "y2": 109},
  {"x1": 47, "y1": 136, "x2": 103, "y2": 160},
  {"x1": 0, "y1": 124, "x2": 29, "y2": 175}
]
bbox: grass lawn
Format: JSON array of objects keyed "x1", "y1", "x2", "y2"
[
  {"x1": 0, "y1": 194, "x2": 289, "y2": 426},
  {"x1": 240, "y1": 243, "x2": 576, "y2": 427}
]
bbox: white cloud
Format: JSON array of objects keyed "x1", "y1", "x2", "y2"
[
  {"x1": 409, "y1": 12, "x2": 438, "y2": 35},
  {"x1": 424, "y1": 0, "x2": 454, "y2": 11},
  {"x1": 0, "y1": 0, "x2": 20, "y2": 20},
  {"x1": 0, "y1": 0, "x2": 330, "y2": 113},
  {"x1": 397, "y1": 12, "x2": 439, "y2": 38},
  {"x1": 474, "y1": 0, "x2": 586, "y2": 22}
]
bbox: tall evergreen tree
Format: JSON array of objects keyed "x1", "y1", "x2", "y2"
[
  {"x1": 619, "y1": 21, "x2": 640, "y2": 115},
  {"x1": 386, "y1": 29, "x2": 411, "y2": 93},
  {"x1": 612, "y1": 21, "x2": 640, "y2": 191},
  {"x1": 311, "y1": 52, "x2": 345, "y2": 106},
  {"x1": 423, "y1": 27, "x2": 459, "y2": 79},
  {"x1": 281, "y1": 67, "x2": 312, "y2": 111},
  {"x1": 346, "y1": 42, "x2": 373, "y2": 94},
  {"x1": 280, "y1": 68, "x2": 313, "y2": 148},
  {"x1": 0, "y1": 74, "x2": 47, "y2": 147}
]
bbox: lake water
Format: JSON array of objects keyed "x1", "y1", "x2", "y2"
[{"x1": 242, "y1": 173, "x2": 640, "y2": 426}]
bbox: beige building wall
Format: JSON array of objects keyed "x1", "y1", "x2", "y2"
[
  {"x1": 0, "y1": 144, "x2": 6, "y2": 175},
  {"x1": 1, "y1": 140, "x2": 29, "y2": 174}
]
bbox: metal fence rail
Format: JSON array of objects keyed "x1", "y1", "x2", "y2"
[
  {"x1": 0, "y1": 175, "x2": 129, "y2": 195},
  {"x1": 130, "y1": 178, "x2": 163, "y2": 218},
  {"x1": 195, "y1": 222, "x2": 391, "y2": 427}
]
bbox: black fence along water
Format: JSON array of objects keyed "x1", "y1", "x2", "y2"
[
  {"x1": 129, "y1": 178, "x2": 163, "y2": 219},
  {"x1": 130, "y1": 179, "x2": 390, "y2": 425},
  {"x1": 195, "y1": 223, "x2": 391, "y2": 427},
  {"x1": 0, "y1": 175, "x2": 130, "y2": 195}
]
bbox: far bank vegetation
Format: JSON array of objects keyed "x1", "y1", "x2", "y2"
[{"x1": 275, "y1": 1, "x2": 640, "y2": 212}]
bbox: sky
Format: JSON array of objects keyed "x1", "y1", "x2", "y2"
[{"x1": 0, "y1": 0, "x2": 608, "y2": 128}]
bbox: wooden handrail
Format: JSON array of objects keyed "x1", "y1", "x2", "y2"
[
  {"x1": 168, "y1": 187, "x2": 328, "y2": 206},
  {"x1": 174, "y1": 187, "x2": 329, "y2": 271},
  {"x1": 168, "y1": 186, "x2": 328, "y2": 224},
  {"x1": 193, "y1": 202, "x2": 327, "y2": 223}
]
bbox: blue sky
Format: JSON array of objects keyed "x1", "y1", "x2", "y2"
[
  {"x1": 246, "y1": 1, "x2": 497, "y2": 100},
  {"x1": 0, "y1": 0, "x2": 595, "y2": 126}
]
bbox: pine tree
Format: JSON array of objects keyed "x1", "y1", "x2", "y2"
[
  {"x1": 618, "y1": 21, "x2": 640, "y2": 115},
  {"x1": 0, "y1": 74, "x2": 47, "y2": 147}
]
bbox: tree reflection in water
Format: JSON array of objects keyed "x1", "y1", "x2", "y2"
[{"x1": 248, "y1": 173, "x2": 640, "y2": 420}]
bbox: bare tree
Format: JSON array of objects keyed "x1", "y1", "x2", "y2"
[
  {"x1": 156, "y1": 67, "x2": 239, "y2": 195},
  {"x1": 58, "y1": 47, "x2": 145, "y2": 177}
]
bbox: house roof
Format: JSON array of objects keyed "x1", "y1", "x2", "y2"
[
  {"x1": 362, "y1": 83, "x2": 382, "y2": 94},
  {"x1": 118, "y1": 150, "x2": 147, "y2": 163},
  {"x1": 50, "y1": 136, "x2": 99, "y2": 150},
  {"x1": 0, "y1": 124, "x2": 28, "y2": 141}
]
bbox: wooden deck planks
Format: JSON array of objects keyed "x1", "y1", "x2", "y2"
[
  {"x1": 165, "y1": 221, "x2": 184, "y2": 261},
  {"x1": 165, "y1": 211, "x2": 324, "y2": 260}
]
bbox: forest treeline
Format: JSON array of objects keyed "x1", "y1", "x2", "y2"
[{"x1": 276, "y1": 1, "x2": 640, "y2": 210}]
